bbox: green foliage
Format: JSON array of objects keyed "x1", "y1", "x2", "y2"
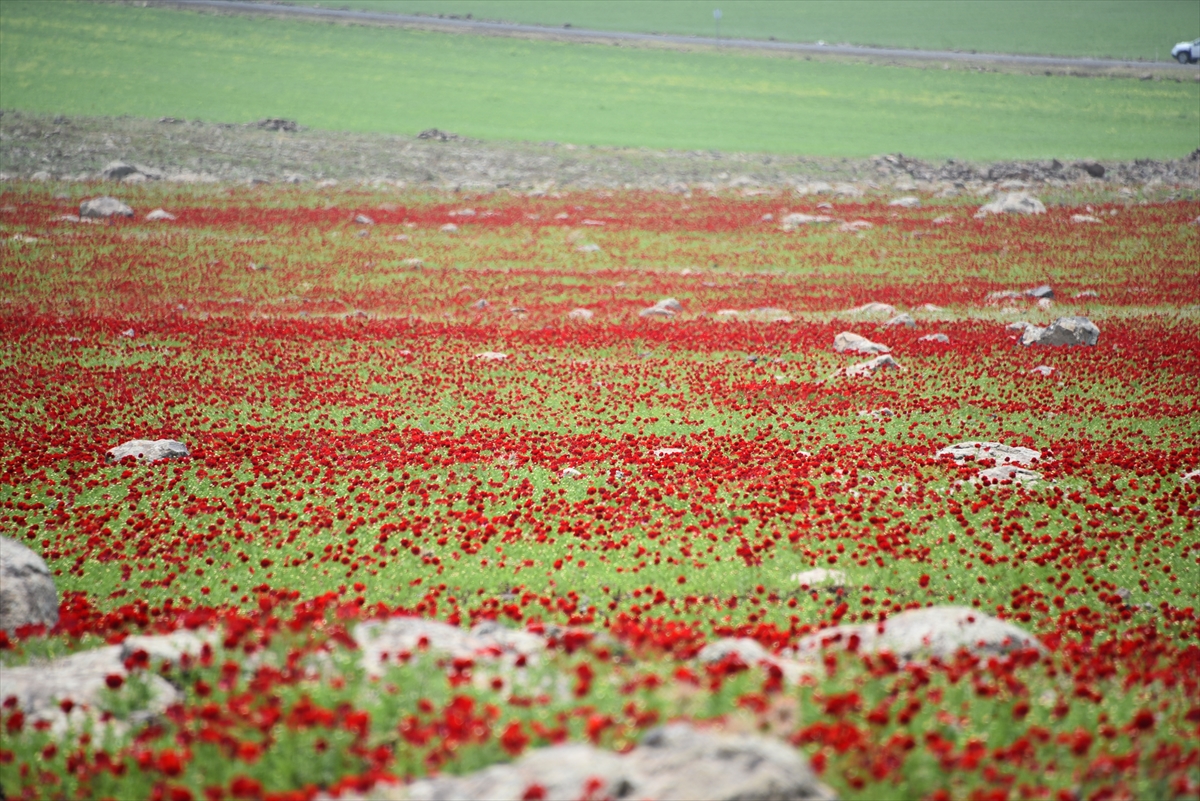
[{"x1": 1, "y1": 1, "x2": 1197, "y2": 159}]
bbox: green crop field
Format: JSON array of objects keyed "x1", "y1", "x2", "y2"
[
  {"x1": 296, "y1": 0, "x2": 1200, "y2": 62},
  {"x1": 1, "y1": 1, "x2": 1197, "y2": 161}
]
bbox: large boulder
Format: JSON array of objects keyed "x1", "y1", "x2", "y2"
[
  {"x1": 79, "y1": 196, "x2": 133, "y2": 219},
  {"x1": 0, "y1": 536, "x2": 59, "y2": 633},
  {"x1": 105, "y1": 439, "x2": 190, "y2": 464},
  {"x1": 400, "y1": 723, "x2": 837, "y2": 801},
  {"x1": 791, "y1": 606, "x2": 1041, "y2": 661},
  {"x1": 937, "y1": 441, "x2": 1041, "y2": 466},
  {"x1": 354, "y1": 617, "x2": 547, "y2": 677},
  {"x1": 1021, "y1": 316, "x2": 1100, "y2": 347},
  {"x1": 833, "y1": 331, "x2": 890, "y2": 355},
  {"x1": 975, "y1": 193, "x2": 1046, "y2": 217}
]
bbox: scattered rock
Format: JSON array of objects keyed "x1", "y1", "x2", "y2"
[
  {"x1": 1075, "y1": 162, "x2": 1105, "y2": 178},
  {"x1": 640, "y1": 306, "x2": 675, "y2": 319},
  {"x1": 888, "y1": 196, "x2": 920, "y2": 208},
  {"x1": 1006, "y1": 321, "x2": 1036, "y2": 332},
  {"x1": 99, "y1": 161, "x2": 140, "y2": 181},
  {"x1": 256, "y1": 118, "x2": 298, "y2": 132},
  {"x1": 145, "y1": 208, "x2": 176, "y2": 221},
  {"x1": 845, "y1": 354, "x2": 901, "y2": 378},
  {"x1": 1071, "y1": 214, "x2": 1102, "y2": 224},
  {"x1": 105, "y1": 439, "x2": 190, "y2": 465},
  {"x1": 974, "y1": 193, "x2": 1046, "y2": 217},
  {"x1": 354, "y1": 214, "x2": 375, "y2": 225},
  {"x1": 844, "y1": 302, "x2": 896, "y2": 316},
  {"x1": 794, "y1": 181, "x2": 833, "y2": 196},
  {"x1": 838, "y1": 220, "x2": 872, "y2": 232},
  {"x1": 780, "y1": 213, "x2": 835, "y2": 230},
  {"x1": 417, "y1": 128, "x2": 459, "y2": 141},
  {"x1": 918, "y1": 333, "x2": 950, "y2": 343},
  {"x1": 474, "y1": 352, "x2": 508, "y2": 361},
  {"x1": 1024, "y1": 284, "x2": 1053, "y2": 300},
  {"x1": 575, "y1": 243, "x2": 601, "y2": 253},
  {"x1": 979, "y1": 466, "x2": 1042, "y2": 483},
  {"x1": 1072, "y1": 290, "x2": 1099, "y2": 299},
  {"x1": 884, "y1": 313, "x2": 916, "y2": 328},
  {"x1": 400, "y1": 722, "x2": 836, "y2": 801},
  {"x1": 469, "y1": 299, "x2": 488, "y2": 311},
  {"x1": 1036, "y1": 297, "x2": 1054, "y2": 311},
  {"x1": 937, "y1": 441, "x2": 1041, "y2": 466},
  {"x1": 1021, "y1": 316, "x2": 1100, "y2": 347},
  {"x1": 653, "y1": 448, "x2": 685, "y2": 457},
  {"x1": 440, "y1": 223, "x2": 459, "y2": 233},
  {"x1": 560, "y1": 468, "x2": 583, "y2": 479},
  {"x1": 986, "y1": 290, "x2": 1024, "y2": 305},
  {"x1": 0, "y1": 536, "x2": 59, "y2": 633},
  {"x1": 833, "y1": 331, "x2": 890, "y2": 355},
  {"x1": 790, "y1": 568, "x2": 847, "y2": 589},
  {"x1": 791, "y1": 606, "x2": 1042, "y2": 661},
  {"x1": 354, "y1": 617, "x2": 547, "y2": 677},
  {"x1": 30, "y1": 170, "x2": 51, "y2": 181},
  {"x1": 697, "y1": 637, "x2": 769, "y2": 665},
  {"x1": 1030, "y1": 365, "x2": 1055, "y2": 376},
  {"x1": 401, "y1": 258, "x2": 424, "y2": 268},
  {"x1": 566, "y1": 308, "x2": 594, "y2": 320},
  {"x1": 914, "y1": 303, "x2": 943, "y2": 312},
  {"x1": 79, "y1": 196, "x2": 133, "y2": 219}
]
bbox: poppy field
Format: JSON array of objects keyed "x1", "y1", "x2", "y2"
[{"x1": 1, "y1": 182, "x2": 1199, "y2": 800}]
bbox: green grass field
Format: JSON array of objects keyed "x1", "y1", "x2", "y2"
[
  {"x1": 1, "y1": 1, "x2": 1196, "y2": 161},
  {"x1": 296, "y1": 0, "x2": 1200, "y2": 62}
]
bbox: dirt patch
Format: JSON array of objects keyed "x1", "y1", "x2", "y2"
[{"x1": 1, "y1": 110, "x2": 1197, "y2": 193}]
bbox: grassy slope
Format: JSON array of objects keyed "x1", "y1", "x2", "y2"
[
  {"x1": 292, "y1": 0, "x2": 1200, "y2": 61},
  {"x1": 1, "y1": 2, "x2": 1196, "y2": 161}
]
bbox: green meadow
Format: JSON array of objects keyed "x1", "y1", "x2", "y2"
[
  {"x1": 314, "y1": 0, "x2": 1200, "y2": 62},
  {"x1": 0, "y1": 1, "x2": 1196, "y2": 160}
]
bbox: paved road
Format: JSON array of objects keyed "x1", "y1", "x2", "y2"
[{"x1": 164, "y1": 0, "x2": 1196, "y2": 71}]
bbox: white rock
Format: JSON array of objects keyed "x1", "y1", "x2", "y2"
[
  {"x1": 937, "y1": 441, "x2": 1041, "y2": 466},
  {"x1": 794, "y1": 181, "x2": 833, "y2": 196},
  {"x1": 79, "y1": 196, "x2": 133, "y2": 219},
  {"x1": 567, "y1": 308, "x2": 594, "y2": 320},
  {"x1": 790, "y1": 568, "x2": 847, "y2": 589},
  {"x1": 1022, "y1": 316, "x2": 1100, "y2": 347},
  {"x1": 833, "y1": 331, "x2": 890, "y2": 355},
  {"x1": 884, "y1": 313, "x2": 916, "y2": 328},
  {"x1": 889, "y1": 196, "x2": 921, "y2": 208},
  {"x1": 846, "y1": 354, "x2": 901, "y2": 377},
  {"x1": 975, "y1": 193, "x2": 1046, "y2": 217},
  {"x1": 1030, "y1": 365, "x2": 1055, "y2": 376},
  {"x1": 791, "y1": 606, "x2": 1042, "y2": 661},
  {"x1": 440, "y1": 223, "x2": 459, "y2": 232},
  {"x1": 845, "y1": 302, "x2": 896, "y2": 316},
  {"x1": 1071, "y1": 214, "x2": 1102, "y2": 224},
  {"x1": 697, "y1": 637, "x2": 769, "y2": 665},
  {"x1": 354, "y1": 214, "x2": 375, "y2": 225},
  {"x1": 145, "y1": 208, "x2": 176, "y2": 221},
  {"x1": 654, "y1": 298, "x2": 682, "y2": 312},
  {"x1": 1072, "y1": 290, "x2": 1099, "y2": 299},
  {"x1": 978, "y1": 466, "x2": 1042, "y2": 483},
  {"x1": 105, "y1": 439, "x2": 190, "y2": 464},
  {"x1": 839, "y1": 220, "x2": 873, "y2": 232},
  {"x1": 653, "y1": 448, "x2": 684, "y2": 457},
  {"x1": 780, "y1": 213, "x2": 835, "y2": 230},
  {"x1": 561, "y1": 468, "x2": 583, "y2": 479},
  {"x1": 0, "y1": 536, "x2": 59, "y2": 633},
  {"x1": 919, "y1": 333, "x2": 950, "y2": 343},
  {"x1": 576, "y1": 243, "x2": 602, "y2": 253},
  {"x1": 474, "y1": 352, "x2": 508, "y2": 361}
]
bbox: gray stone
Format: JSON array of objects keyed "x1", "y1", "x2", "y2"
[
  {"x1": 919, "y1": 333, "x2": 950, "y2": 343},
  {"x1": 975, "y1": 192, "x2": 1046, "y2": 217},
  {"x1": 145, "y1": 208, "x2": 176, "y2": 221},
  {"x1": 888, "y1": 196, "x2": 920, "y2": 208},
  {"x1": 845, "y1": 354, "x2": 900, "y2": 377},
  {"x1": 400, "y1": 723, "x2": 836, "y2": 801},
  {"x1": 791, "y1": 606, "x2": 1041, "y2": 661},
  {"x1": 79, "y1": 196, "x2": 133, "y2": 219},
  {"x1": 0, "y1": 536, "x2": 59, "y2": 633},
  {"x1": 354, "y1": 214, "x2": 375, "y2": 225},
  {"x1": 1023, "y1": 316, "x2": 1100, "y2": 347},
  {"x1": 566, "y1": 308, "x2": 594, "y2": 320},
  {"x1": 833, "y1": 331, "x2": 890, "y2": 355},
  {"x1": 640, "y1": 305, "x2": 675, "y2": 318},
  {"x1": 937, "y1": 441, "x2": 1042, "y2": 466},
  {"x1": 696, "y1": 637, "x2": 769, "y2": 665},
  {"x1": 884, "y1": 313, "x2": 916, "y2": 328},
  {"x1": 978, "y1": 466, "x2": 1042, "y2": 483},
  {"x1": 1024, "y1": 284, "x2": 1054, "y2": 299},
  {"x1": 0, "y1": 632, "x2": 204, "y2": 736},
  {"x1": 354, "y1": 617, "x2": 546, "y2": 677},
  {"x1": 791, "y1": 568, "x2": 848, "y2": 589},
  {"x1": 781, "y1": 212, "x2": 835, "y2": 230},
  {"x1": 105, "y1": 439, "x2": 190, "y2": 464},
  {"x1": 844, "y1": 302, "x2": 896, "y2": 316},
  {"x1": 654, "y1": 298, "x2": 682, "y2": 312},
  {"x1": 100, "y1": 161, "x2": 140, "y2": 181}
]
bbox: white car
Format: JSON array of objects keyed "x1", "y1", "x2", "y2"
[{"x1": 1172, "y1": 38, "x2": 1200, "y2": 64}]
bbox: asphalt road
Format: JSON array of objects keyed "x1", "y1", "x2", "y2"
[{"x1": 163, "y1": 0, "x2": 1197, "y2": 71}]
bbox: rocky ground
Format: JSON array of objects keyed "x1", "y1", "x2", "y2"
[{"x1": 2, "y1": 110, "x2": 1197, "y2": 194}]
